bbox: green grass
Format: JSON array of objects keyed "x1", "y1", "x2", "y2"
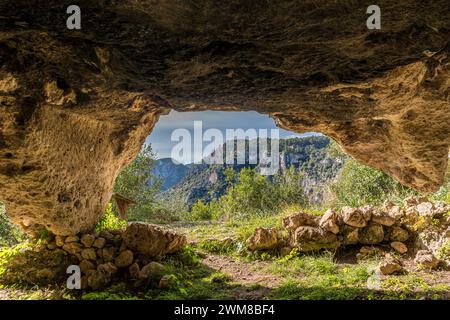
[
  {"x1": 179, "y1": 204, "x2": 322, "y2": 257},
  {"x1": 265, "y1": 250, "x2": 376, "y2": 299},
  {"x1": 81, "y1": 266, "x2": 237, "y2": 300}
]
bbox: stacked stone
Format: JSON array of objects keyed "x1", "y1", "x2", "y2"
[
  {"x1": 46, "y1": 222, "x2": 187, "y2": 289},
  {"x1": 246, "y1": 197, "x2": 450, "y2": 262},
  {"x1": 279, "y1": 205, "x2": 410, "y2": 253}
]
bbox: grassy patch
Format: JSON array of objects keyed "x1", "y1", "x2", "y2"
[
  {"x1": 95, "y1": 203, "x2": 127, "y2": 233},
  {"x1": 266, "y1": 251, "x2": 376, "y2": 299},
  {"x1": 436, "y1": 240, "x2": 450, "y2": 260},
  {"x1": 198, "y1": 238, "x2": 237, "y2": 255},
  {"x1": 179, "y1": 205, "x2": 313, "y2": 256}
]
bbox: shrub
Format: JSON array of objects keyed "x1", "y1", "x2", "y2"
[
  {"x1": 430, "y1": 164, "x2": 450, "y2": 203},
  {"x1": 436, "y1": 240, "x2": 450, "y2": 260},
  {"x1": 0, "y1": 203, "x2": 24, "y2": 247},
  {"x1": 188, "y1": 200, "x2": 213, "y2": 221},
  {"x1": 171, "y1": 245, "x2": 200, "y2": 266},
  {"x1": 95, "y1": 203, "x2": 127, "y2": 232}
]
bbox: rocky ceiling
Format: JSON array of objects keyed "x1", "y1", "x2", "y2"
[{"x1": 0, "y1": 0, "x2": 449, "y2": 235}]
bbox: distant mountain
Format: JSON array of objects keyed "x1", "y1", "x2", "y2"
[
  {"x1": 152, "y1": 158, "x2": 190, "y2": 191},
  {"x1": 154, "y1": 136, "x2": 346, "y2": 208}
]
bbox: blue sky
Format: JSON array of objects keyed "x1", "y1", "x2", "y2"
[{"x1": 146, "y1": 110, "x2": 319, "y2": 163}]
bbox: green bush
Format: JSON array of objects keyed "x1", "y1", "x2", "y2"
[
  {"x1": 113, "y1": 144, "x2": 161, "y2": 221},
  {"x1": 193, "y1": 167, "x2": 308, "y2": 221},
  {"x1": 95, "y1": 203, "x2": 127, "y2": 233},
  {"x1": 0, "y1": 203, "x2": 24, "y2": 247},
  {"x1": 188, "y1": 200, "x2": 213, "y2": 221}
]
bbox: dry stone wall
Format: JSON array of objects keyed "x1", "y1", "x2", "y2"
[
  {"x1": 0, "y1": 222, "x2": 187, "y2": 289},
  {"x1": 247, "y1": 197, "x2": 450, "y2": 272}
]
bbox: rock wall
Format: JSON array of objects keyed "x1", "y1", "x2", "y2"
[{"x1": 0, "y1": 1, "x2": 449, "y2": 234}]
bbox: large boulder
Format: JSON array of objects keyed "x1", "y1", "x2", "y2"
[
  {"x1": 114, "y1": 250, "x2": 134, "y2": 268},
  {"x1": 388, "y1": 227, "x2": 409, "y2": 242},
  {"x1": 390, "y1": 242, "x2": 408, "y2": 254},
  {"x1": 123, "y1": 223, "x2": 186, "y2": 258},
  {"x1": 339, "y1": 225, "x2": 359, "y2": 246},
  {"x1": 360, "y1": 205, "x2": 374, "y2": 222},
  {"x1": 291, "y1": 226, "x2": 340, "y2": 252},
  {"x1": 246, "y1": 227, "x2": 279, "y2": 251},
  {"x1": 417, "y1": 202, "x2": 435, "y2": 217},
  {"x1": 384, "y1": 203, "x2": 405, "y2": 220},
  {"x1": 416, "y1": 201, "x2": 450, "y2": 219},
  {"x1": 139, "y1": 262, "x2": 166, "y2": 279},
  {"x1": 87, "y1": 270, "x2": 111, "y2": 289}
]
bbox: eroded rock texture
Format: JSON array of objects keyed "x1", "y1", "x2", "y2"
[{"x1": 0, "y1": 1, "x2": 449, "y2": 234}]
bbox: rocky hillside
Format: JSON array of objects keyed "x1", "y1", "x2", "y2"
[{"x1": 155, "y1": 136, "x2": 345, "y2": 208}]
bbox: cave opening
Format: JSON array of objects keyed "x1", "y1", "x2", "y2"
[{"x1": 116, "y1": 109, "x2": 342, "y2": 225}]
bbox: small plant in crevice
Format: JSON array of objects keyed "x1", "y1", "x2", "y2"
[{"x1": 197, "y1": 238, "x2": 237, "y2": 255}]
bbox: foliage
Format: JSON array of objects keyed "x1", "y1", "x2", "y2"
[
  {"x1": 144, "y1": 266, "x2": 234, "y2": 300},
  {"x1": 186, "y1": 167, "x2": 308, "y2": 221},
  {"x1": 430, "y1": 164, "x2": 450, "y2": 203},
  {"x1": 273, "y1": 166, "x2": 309, "y2": 207},
  {"x1": 113, "y1": 144, "x2": 162, "y2": 221},
  {"x1": 95, "y1": 203, "x2": 127, "y2": 233},
  {"x1": 189, "y1": 200, "x2": 214, "y2": 221},
  {"x1": 167, "y1": 245, "x2": 200, "y2": 267},
  {"x1": 329, "y1": 142, "x2": 450, "y2": 207},
  {"x1": 436, "y1": 240, "x2": 450, "y2": 260},
  {"x1": 0, "y1": 242, "x2": 29, "y2": 275},
  {"x1": 268, "y1": 252, "x2": 375, "y2": 300},
  {"x1": 0, "y1": 203, "x2": 25, "y2": 247},
  {"x1": 331, "y1": 158, "x2": 418, "y2": 207}
]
